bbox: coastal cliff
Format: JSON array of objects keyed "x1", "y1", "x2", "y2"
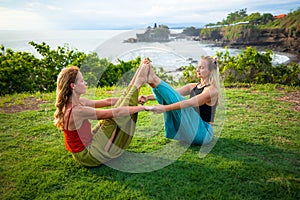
[
  {"x1": 197, "y1": 8, "x2": 300, "y2": 60},
  {"x1": 199, "y1": 27, "x2": 300, "y2": 56}
]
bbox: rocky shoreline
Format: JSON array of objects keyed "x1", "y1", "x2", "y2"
[
  {"x1": 196, "y1": 27, "x2": 300, "y2": 64},
  {"x1": 124, "y1": 28, "x2": 300, "y2": 65},
  {"x1": 198, "y1": 39, "x2": 300, "y2": 64}
]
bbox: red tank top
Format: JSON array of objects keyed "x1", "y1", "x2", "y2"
[{"x1": 63, "y1": 105, "x2": 93, "y2": 153}]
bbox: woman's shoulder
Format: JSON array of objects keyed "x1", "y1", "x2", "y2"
[
  {"x1": 205, "y1": 85, "x2": 218, "y2": 93},
  {"x1": 79, "y1": 97, "x2": 90, "y2": 106},
  {"x1": 71, "y1": 105, "x2": 97, "y2": 121},
  {"x1": 204, "y1": 86, "x2": 219, "y2": 104},
  {"x1": 72, "y1": 104, "x2": 93, "y2": 113},
  {"x1": 188, "y1": 83, "x2": 198, "y2": 89},
  {"x1": 200, "y1": 85, "x2": 218, "y2": 106}
]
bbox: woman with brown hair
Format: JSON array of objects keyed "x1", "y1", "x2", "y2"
[{"x1": 54, "y1": 60, "x2": 149, "y2": 167}]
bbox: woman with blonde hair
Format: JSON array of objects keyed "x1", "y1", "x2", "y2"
[
  {"x1": 141, "y1": 56, "x2": 220, "y2": 145},
  {"x1": 54, "y1": 60, "x2": 149, "y2": 167}
]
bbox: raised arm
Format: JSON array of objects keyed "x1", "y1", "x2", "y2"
[
  {"x1": 74, "y1": 105, "x2": 146, "y2": 121},
  {"x1": 139, "y1": 83, "x2": 196, "y2": 104},
  {"x1": 148, "y1": 86, "x2": 218, "y2": 114},
  {"x1": 80, "y1": 97, "x2": 119, "y2": 108}
]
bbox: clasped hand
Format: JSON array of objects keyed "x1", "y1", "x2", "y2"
[
  {"x1": 138, "y1": 95, "x2": 165, "y2": 114},
  {"x1": 144, "y1": 105, "x2": 165, "y2": 114},
  {"x1": 138, "y1": 95, "x2": 147, "y2": 105}
]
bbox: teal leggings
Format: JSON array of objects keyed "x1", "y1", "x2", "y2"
[{"x1": 152, "y1": 81, "x2": 213, "y2": 145}]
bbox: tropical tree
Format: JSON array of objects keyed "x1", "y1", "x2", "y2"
[
  {"x1": 0, "y1": 46, "x2": 39, "y2": 95},
  {"x1": 29, "y1": 41, "x2": 86, "y2": 91}
]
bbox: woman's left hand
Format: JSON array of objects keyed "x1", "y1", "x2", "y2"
[{"x1": 144, "y1": 105, "x2": 165, "y2": 114}]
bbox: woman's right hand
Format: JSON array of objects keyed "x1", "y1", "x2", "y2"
[{"x1": 138, "y1": 95, "x2": 148, "y2": 105}]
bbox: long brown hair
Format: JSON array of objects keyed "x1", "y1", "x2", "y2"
[{"x1": 54, "y1": 66, "x2": 79, "y2": 130}]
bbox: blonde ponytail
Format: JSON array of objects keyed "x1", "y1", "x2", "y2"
[{"x1": 203, "y1": 56, "x2": 221, "y2": 104}]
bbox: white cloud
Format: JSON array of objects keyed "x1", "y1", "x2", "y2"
[
  {"x1": 0, "y1": 7, "x2": 61, "y2": 30},
  {"x1": 0, "y1": 0, "x2": 298, "y2": 30}
]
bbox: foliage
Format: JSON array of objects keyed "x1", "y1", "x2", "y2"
[
  {"x1": 216, "y1": 47, "x2": 300, "y2": 86},
  {"x1": 0, "y1": 43, "x2": 168, "y2": 95},
  {"x1": 0, "y1": 42, "x2": 86, "y2": 95},
  {"x1": 262, "y1": 8, "x2": 300, "y2": 31},
  {"x1": 204, "y1": 7, "x2": 299, "y2": 28},
  {"x1": 0, "y1": 46, "x2": 39, "y2": 95},
  {"x1": 269, "y1": 63, "x2": 300, "y2": 86},
  {"x1": 201, "y1": 7, "x2": 300, "y2": 40},
  {"x1": 221, "y1": 8, "x2": 248, "y2": 25},
  {"x1": 220, "y1": 25, "x2": 251, "y2": 41},
  {"x1": 97, "y1": 58, "x2": 141, "y2": 87},
  {"x1": 246, "y1": 12, "x2": 274, "y2": 24},
  {"x1": 80, "y1": 53, "x2": 141, "y2": 87},
  {"x1": 155, "y1": 66, "x2": 175, "y2": 85},
  {"x1": 29, "y1": 42, "x2": 87, "y2": 92},
  {"x1": 181, "y1": 46, "x2": 300, "y2": 86},
  {"x1": 180, "y1": 65, "x2": 198, "y2": 83}
]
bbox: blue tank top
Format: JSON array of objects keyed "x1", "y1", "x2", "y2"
[{"x1": 190, "y1": 84, "x2": 217, "y2": 122}]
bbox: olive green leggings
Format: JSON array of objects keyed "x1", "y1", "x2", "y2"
[{"x1": 72, "y1": 85, "x2": 138, "y2": 167}]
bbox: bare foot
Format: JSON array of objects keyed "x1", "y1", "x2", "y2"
[
  {"x1": 147, "y1": 64, "x2": 160, "y2": 87},
  {"x1": 134, "y1": 64, "x2": 149, "y2": 87},
  {"x1": 130, "y1": 59, "x2": 150, "y2": 85},
  {"x1": 141, "y1": 57, "x2": 151, "y2": 65}
]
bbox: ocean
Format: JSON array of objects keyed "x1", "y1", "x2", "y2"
[
  {"x1": 0, "y1": 29, "x2": 290, "y2": 73},
  {"x1": 0, "y1": 29, "x2": 127, "y2": 54}
]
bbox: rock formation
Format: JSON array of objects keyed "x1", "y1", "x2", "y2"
[
  {"x1": 124, "y1": 25, "x2": 170, "y2": 43},
  {"x1": 199, "y1": 27, "x2": 300, "y2": 56}
]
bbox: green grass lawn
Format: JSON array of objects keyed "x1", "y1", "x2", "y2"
[{"x1": 1, "y1": 84, "x2": 299, "y2": 200}]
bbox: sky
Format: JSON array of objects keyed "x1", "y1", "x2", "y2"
[{"x1": 0, "y1": 0, "x2": 299, "y2": 30}]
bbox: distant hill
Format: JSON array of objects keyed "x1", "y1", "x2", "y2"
[
  {"x1": 264, "y1": 8, "x2": 300, "y2": 31},
  {"x1": 198, "y1": 8, "x2": 300, "y2": 56},
  {"x1": 203, "y1": 8, "x2": 299, "y2": 30}
]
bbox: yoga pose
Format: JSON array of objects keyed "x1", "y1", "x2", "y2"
[
  {"x1": 54, "y1": 61, "x2": 149, "y2": 167},
  {"x1": 140, "y1": 56, "x2": 220, "y2": 145}
]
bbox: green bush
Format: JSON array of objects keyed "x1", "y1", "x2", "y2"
[
  {"x1": 0, "y1": 43, "x2": 141, "y2": 95},
  {"x1": 217, "y1": 47, "x2": 300, "y2": 85},
  {"x1": 0, "y1": 46, "x2": 39, "y2": 95},
  {"x1": 181, "y1": 46, "x2": 300, "y2": 86},
  {"x1": 0, "y1": 42, "x2": 87, "y2": 95},
  {"x1": 29, "y1": 42, "x2": 87, "y2": 92}
]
